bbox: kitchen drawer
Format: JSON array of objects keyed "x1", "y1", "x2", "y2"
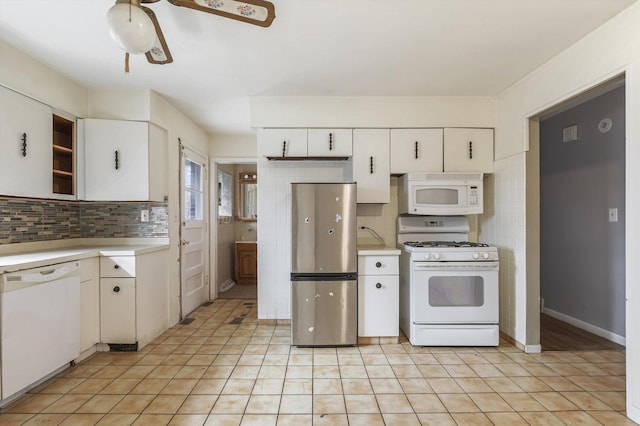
[
  {"x1": 100, "y1": 256, "x2": 136, "y2": 278},
  {"x1": 358, "y1": 255, "x2": 399, "y2": 275}
]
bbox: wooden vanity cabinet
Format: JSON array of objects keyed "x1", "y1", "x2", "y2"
[{"x1": 235, "y1": 242, "x2": 257, "y2": 285}]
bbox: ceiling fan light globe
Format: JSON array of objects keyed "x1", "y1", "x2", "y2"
[{"x1": 107, "y1": 3, "x2": 156, "y2": 54}]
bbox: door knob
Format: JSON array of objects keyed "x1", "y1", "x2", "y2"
[{"x1": 181, "y1": 239, "x2": 190, "y2": 246}]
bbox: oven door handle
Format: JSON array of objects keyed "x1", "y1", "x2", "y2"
[{"x1": 413, "y1": 262, "x2": 499, "y2": 271}]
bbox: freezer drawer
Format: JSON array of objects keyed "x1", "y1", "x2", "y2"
[{"x1": 291, "y1": 280, "x2": 357, "y2": 346}]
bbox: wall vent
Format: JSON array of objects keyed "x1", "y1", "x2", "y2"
[{"x1": 562, "y1": 125, "x2": 579, "y2": 142}]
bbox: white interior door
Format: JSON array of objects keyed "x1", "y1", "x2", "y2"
[{"x1": 180, "y1": 147, "x2": 209, "y2": 317}]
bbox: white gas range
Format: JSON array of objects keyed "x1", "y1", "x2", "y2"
[{"x1": 398, "y1": 215, "x2": 500, "y2": 346}]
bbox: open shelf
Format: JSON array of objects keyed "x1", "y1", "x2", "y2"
[{"x1": 52, "y1": 115, "x2": 75, "y2": 195}]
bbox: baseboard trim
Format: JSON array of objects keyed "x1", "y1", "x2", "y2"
[{"x1": 543, "y1": 307, "x2": 626, "y2": 347}]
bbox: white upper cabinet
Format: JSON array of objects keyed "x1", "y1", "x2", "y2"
[
  {"x1": 390, "y1": 129, "x2": 443, "y2": 174},
  {"x1": 0, "y1": 86, "x2": 53, "y2": 198},
  {"x1": 307, "y1": 129, "x2": 352, "y2": 157},
  {"x1": 443, "y1": 128, "x2": 494, "y2": 173},
  {"x1": 258, "y1": 128, "x2": 307, "y2": 158},
  {"x1": 353, "y1": 129, "x2": 390, "y2": 203},
  {"x1": 80, "y1": 119, "x2": 167, "y2": 201},
  {"x1": 259, "y1": 128, "x2": 352, "y2": 158}
]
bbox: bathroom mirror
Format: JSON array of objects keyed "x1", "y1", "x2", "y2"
[
  {"x1": 237, "y1": 172, "x2": 257, "y2": 221},
  {"x1": 218, "y1": 170, "x2": 233, "y2": 219}
]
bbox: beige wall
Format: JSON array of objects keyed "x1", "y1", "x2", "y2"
[
  {"x1": 0, "y1": 39, "x2": 87, "y2": 118},
  {"x1": 209, "y1": 133, "x2": 257, "y2": 158},
  {"x1": 250, "y1": 96, "x2": 497, "y2": 128}
]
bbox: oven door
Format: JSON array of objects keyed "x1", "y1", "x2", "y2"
[{"x1": 412, "y1": 262, "x2": 498, "y2": 324}]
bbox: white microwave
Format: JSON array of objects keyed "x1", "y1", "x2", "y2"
[{"x1": 399, "y1": 172, "x2": 484, "y2": 215}]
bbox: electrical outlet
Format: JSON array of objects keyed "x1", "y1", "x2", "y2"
[
  {"x1": 141, "y1": 209, "x2": 150, "y2": 222},
  {"x1": 609, "y1": 208, "x2": 618, "y2": 223}
]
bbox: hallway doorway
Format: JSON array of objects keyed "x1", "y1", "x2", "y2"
[
  {"x1": 535, "y1": 78, "x2": 626, "y2": 352},
  {"x1": 211, "y1": 159, "x2": 258, "y2": 301}
]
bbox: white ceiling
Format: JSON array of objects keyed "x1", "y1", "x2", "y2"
[{"x1": 0, "y1": 0, "x2": 635, "y2": 136}]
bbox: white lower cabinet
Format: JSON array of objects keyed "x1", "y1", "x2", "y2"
[
  {"x1": 79, "y1": 258, "x2": 99, "y2": 353},
  {"x1": 357, "y1": 252, "x2": 400, "y2": 338},
  {"x1": 100, "y1": 278, "x2": 136, "y2": 344},
  {"x1": 99, "y1": 250, "x2": 169, "y2": 349}
]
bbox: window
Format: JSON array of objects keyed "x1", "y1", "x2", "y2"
[{"x1": 184, "y1": 158, "x2": 204, "y2": 221}]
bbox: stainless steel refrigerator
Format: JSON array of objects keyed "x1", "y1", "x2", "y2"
[{"x1": 291, "y1": 182, "x2": 357, "y2": 346}]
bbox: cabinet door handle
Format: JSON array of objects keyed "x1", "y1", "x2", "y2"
[
  {"x1": 370, "y1": 156, "x2": 374, "y2": 174},
  {"x1": 375, "y1": 261, "x2": 382, "y2": 268},
  {"x1": 469, "y1": 141, "x2": 473, "y2": 159},
  {"x1": 415, "y1": 141, "x2": 419, "y2": 159},
  {"x1": 282, "y1": 140, "x2": 287, "y2": 157},
  {"x1": 115, "y1": 150, "x2": 120, "y2": 170},
  {"x1": 113, "y1": 286, "x2": 121, "y2": 293},
  {"x1": 329, "y1": 132, "x2": 333, "y2": 151},
  {"x1": 114, "y1": 264, "x2": 120, "y2": 269},
  {"x1": 21, "y1": 133, "x2": 27, "y2": 157},
  {"x1": 376, "y1": 283, "x2": 382, "y2": 289}
]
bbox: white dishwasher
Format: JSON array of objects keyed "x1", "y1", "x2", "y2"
[{"x1": 1, "y1": 261, "x2": 80, "y2": 402}]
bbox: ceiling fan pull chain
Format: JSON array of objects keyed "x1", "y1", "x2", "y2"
[{"x1": 125, "y1": 52, "x2": 130, "y2": 73}]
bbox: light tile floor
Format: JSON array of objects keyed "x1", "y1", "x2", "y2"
[{"x1": 0, "y1": 299, "x2": 635, "y2": 425}]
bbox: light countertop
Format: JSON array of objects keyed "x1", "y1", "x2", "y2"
[
  {"x1": 0, "y1": 239, "x2": 169, "y2": 274},
  {"x1": 357, "y1": 245, "x2": 401, "y2": 256}
]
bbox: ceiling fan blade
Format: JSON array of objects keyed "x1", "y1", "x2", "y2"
[
  {"x1": 141, "y1": 5, "x2": 174, "y2": 64},
  {"x1": 167, "y1": 0, "x2": 275, "y2": 28}
]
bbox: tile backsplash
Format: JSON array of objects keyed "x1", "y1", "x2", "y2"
[{"x1": 0, "y1": 197, "x2": 168, "y2": 244}]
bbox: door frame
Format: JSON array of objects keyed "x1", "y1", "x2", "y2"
[
  {"x1": 523, "y1": 70, "x2": 635, "y2": 419},
  {"x1": 210, "y1": 157, "x2": 256, "y2": 300}
]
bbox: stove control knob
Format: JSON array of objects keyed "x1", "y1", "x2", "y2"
[
  {"x1": 482, "y1": 252, "x2": 490, "y2": 259},
  {"x1": 424, "y1": 253, "x2": 431, "y2": 260},
  {"x1": 433, "y1": 253, "x2": 441, "y2": 260},
  {"x1": 472, "y1": 253, "x2": 480, "y2": 259}
]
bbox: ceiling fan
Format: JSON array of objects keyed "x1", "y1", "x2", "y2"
[{"x1": 107, "y1": 0, "x2": 276, "y2": 68}]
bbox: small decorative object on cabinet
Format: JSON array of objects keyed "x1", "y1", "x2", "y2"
[
  {"x1": 357, "y1": 249, "x2": 400, "y2": 343},
  {"x1": 52, "y1": 114, "x2": 75, "y2": 196},
  {"x1": 235, "y1": 241, "x2": 257, "y2": 285},
  {"x1": 352, "y1": 129, "x2": 390, "y2": 203}
]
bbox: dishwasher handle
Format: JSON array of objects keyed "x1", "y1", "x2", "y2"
[{"x1": 3, "y1": 262, "x2": 80, "y2": 284}]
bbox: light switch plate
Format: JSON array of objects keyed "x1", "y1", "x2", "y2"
[{"x1": 141, "y1": 209, "x2": 150, "y2": 222}]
